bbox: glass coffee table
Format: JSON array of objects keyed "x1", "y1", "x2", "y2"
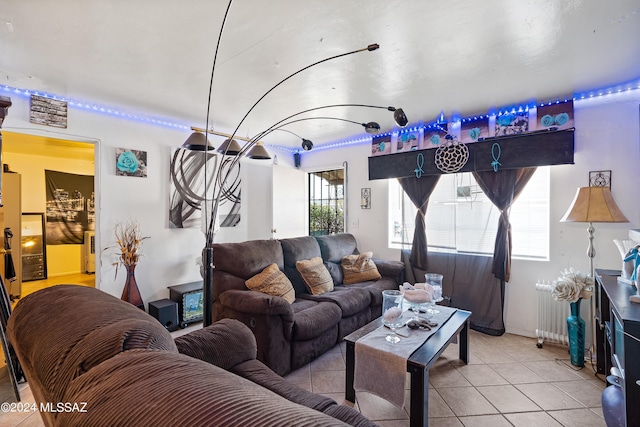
[{"x1": 344, "y1": 309, "x2": 471, "y2": 427}]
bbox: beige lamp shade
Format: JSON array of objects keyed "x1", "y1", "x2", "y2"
[
  {"x1": 560, "y1": 186, "x2": 628, "y2": 223},
  {"x1": 246, "y1": 142, "x2": 271, "y2": 159},
  {"x1": 182, "y1": 131, "x2": 214, "y2": 151},
  {"x1": 217, "y1": 138, "x2": 242, "y2": 156}
]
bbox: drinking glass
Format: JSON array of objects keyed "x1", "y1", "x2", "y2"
[
  {"x1": 382, "y1": 290, "x2": 404, "y2": 343},
  {"x1": 425, "y1": 273, "x2": 443, "y2": 314}
]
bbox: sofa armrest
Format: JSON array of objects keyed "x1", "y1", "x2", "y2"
[
  {"x1": 373, "y1": 258, "x2": 405, "y2": 282},
  {"x1": 174, "y1": 318, "x2": 257, "y2": 370},
  {"x1": 219, "y1": 289, "x2": 295, "y2": 320}
]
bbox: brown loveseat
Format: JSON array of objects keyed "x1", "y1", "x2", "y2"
[
  {"x1": 212, "y1": 233, "x2": 404, "y2": 375},
  {"x1": 7, "y1": 285, "x2": 377, "y2": 427}
]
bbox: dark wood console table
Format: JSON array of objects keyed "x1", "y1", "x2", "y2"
[{"x1": 595, "y1": 269, "x2": 640, "y2": 427}]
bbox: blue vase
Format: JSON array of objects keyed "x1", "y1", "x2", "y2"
[{"x1": 567, "y1": 299, "x2": 585, "y2": 367}]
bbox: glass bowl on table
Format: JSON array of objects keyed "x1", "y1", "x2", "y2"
[
  {"x1": 401, "y1": 282, "x2": 431, "y2": 320},
  {"x1": 382, "y1": 290, "x2": 405, "y2": 344}
]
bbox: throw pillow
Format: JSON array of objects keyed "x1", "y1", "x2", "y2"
[
  {"x1": 295, "y1": 257, "x2": 334, "y2": 295},
  {"x1": 245, "y1": 263, "x2": 295, "y2": 304},
  {"x1": 341, "y1": 252, "x2": 381, "y2": 285}
]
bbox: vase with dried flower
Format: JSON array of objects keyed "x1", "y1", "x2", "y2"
[
  {"x1": 112, "y1": 220, "x2": 148, "y2": 310},
  {"x1": 551, "y1": 268, "x2": 594, "y2": 367}
]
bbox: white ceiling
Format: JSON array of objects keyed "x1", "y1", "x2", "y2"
[{"x1": 1, "y1": 0, "x2": 640, "y2": 152}]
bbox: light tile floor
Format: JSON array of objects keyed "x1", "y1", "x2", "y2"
[
  {"x1": 1, "y1": 329, "x2": 608, "y2": 426},
  {"x1": 282, "y1": 331, "x2": 608, "y2": 427}
]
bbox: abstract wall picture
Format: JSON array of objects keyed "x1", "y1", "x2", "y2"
[
  {"x1": 396, "y1": 129, "x2": 421, "y2": 153},
  {"x1": 169, "y1": 148, "x2": 217, "y2": 229},
  {"x1": 216, "y1": 156, "x2": 242, "y2": 228},
  {"x1": 537, "y1": 100, "x2": 574, "y2": 131},
  {"x1": 460, "y1": 118, "x2": 489, "y2": 143},
  {"x1": 422, "y1": 125, "x2": 448, "y2": 149},
  {"x1": 371, "y1": 134, "x2": 392, "y2": 156},
  {"x1": 116, "y1": 148, "x2": 147, "y2": 177},
  {"x1": 44, "y1": 170, "x2": 95, "y2": 245},
  {"x1": 494, "y1": 111, "x2": 529, "y2": 136}
]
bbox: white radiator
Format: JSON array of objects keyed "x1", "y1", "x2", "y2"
[{"x1": 535, "y1": 281, "x2": 592, "y2": 351}]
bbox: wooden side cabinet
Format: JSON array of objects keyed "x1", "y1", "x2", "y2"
[{"x1": 595, "y1": 269, "x2": 640, "y2": 427}]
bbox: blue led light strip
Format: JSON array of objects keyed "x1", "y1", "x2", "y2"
[
  {"x1": 4, "y1": 76, "x2": 640, "y2": 152},
  {"x1": 0, "y1": 84, "x2": 190, "y2": 130}
]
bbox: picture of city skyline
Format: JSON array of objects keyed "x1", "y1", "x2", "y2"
[{"x1": 45, "y1": 170, "x2": 95, "y2": 245}]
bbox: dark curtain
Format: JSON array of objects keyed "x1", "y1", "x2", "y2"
[
  {"x1": 402, "y1": 249, "x2": 505, "y2": 335},
  {"x1": 472, "y1": 168, "x2": 537, "y2": 282},
  {"x1": 397, "y1": 175, "x2": 440, "y2": 270}
]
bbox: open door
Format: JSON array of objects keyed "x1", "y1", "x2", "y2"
[
  {"x1": 272, "y1": 165, "x2": 307, "y2": 239},
  {"x1": 0, "y1": 96, "x2": 22, "y2": 403}
]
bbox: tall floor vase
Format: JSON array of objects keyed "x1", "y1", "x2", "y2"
[
  {"x1": 567, "y1": 299, "x2": 585, "y2": 367},
  {"x1": 121, "y1": 264, "x2": 144, "y2": 310}
]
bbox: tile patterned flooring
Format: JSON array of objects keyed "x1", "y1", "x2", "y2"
[
  {"x1": 283, "y1": 331, "x2": 608, "y2": 426},
  {"x1": 1, "y1": 320, "x2": 608, "y2": 426}
]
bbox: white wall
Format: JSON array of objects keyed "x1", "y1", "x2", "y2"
[
  {"x1": 301, "y1": 91, "x2": 640, "y2": 338},
  {"x1": 2, "y1": 94, "x2": 289, "y2": 306},
  {"x1": 4, "y1": 89, "x2": 639, "y2": 332}
]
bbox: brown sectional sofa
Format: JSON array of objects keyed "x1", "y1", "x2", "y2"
[
  {"x1": 7, "y1": 285, "x2": 377, "y2": 427},
  {"x1": 212, "y1": 233, "x2": 404, "y2": 375}
]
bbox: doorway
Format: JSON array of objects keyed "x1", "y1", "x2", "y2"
[{"x1": 2, "y1": 131, "x2": 97, "y2": 300}]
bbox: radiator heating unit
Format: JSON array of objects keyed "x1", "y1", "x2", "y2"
[
  {"x1": 84, "y1": 231, "x2": 96, "y2": 273},
  {"x1": 535, "y1": 281, "x2": 592, "y2": 351},
  {"x1": 535, "y1": 282, "x2": 569, "y2": 347}
]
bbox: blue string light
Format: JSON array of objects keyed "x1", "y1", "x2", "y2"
[{"x1": 4, "y1": 75, "x2": 640, "y2": 153}]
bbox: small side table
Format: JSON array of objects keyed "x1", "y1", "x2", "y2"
[{"x1": 168, "y1": 281, "x2": 203, "y2": 328}]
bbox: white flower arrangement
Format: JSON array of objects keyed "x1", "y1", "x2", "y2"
[{"x1": 551, "y1": 268, "x2": 594, "y2": 303}]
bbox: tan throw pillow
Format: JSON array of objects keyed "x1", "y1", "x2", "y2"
[
  {"x1": 295, "y1": 257, "x2": 334, "y2": 295},
  {"x1": 245, "y1": 263, "x2": 295, "y2": 304},
  {"x1": 341, "y1": 252, "x2": 381, "y2": 285}
]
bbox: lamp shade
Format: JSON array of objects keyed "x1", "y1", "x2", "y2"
[
  {"x1": 393, "y1": 108, "x2": 408, "y2": 127},
  {"x1": 363, "y1": 122, "x2": 381, "y2": 134},
  {"x1": 301, "y1": 139, "x2": 313, "y2": 151},
  {"x1": 246, "y1": 142, "x2": 271, "y2": 159},
  {"x1": 560, "y1": 187, "x2": 628, "y2": 223},
  {"x1": 217, "y1": 138, "x2": 242, "y2": 156},
  {"x1": 182, "y1": 131, "x2": 214, "y2": 151}
]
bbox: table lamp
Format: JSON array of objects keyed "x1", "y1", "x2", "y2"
[{"x1": 560, "y1": 186, "x2": 629, "y2": 278}]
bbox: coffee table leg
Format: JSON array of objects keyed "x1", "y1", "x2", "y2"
[
  {"x1": 345, "y1": 341, "x2": 356, "y2": 403},
  {"x1": 459, "y1": 319, "x2": 469, "y2": 364},
  {"x1": 408, "y1": 365, "x2": 429, "y2": 427}
]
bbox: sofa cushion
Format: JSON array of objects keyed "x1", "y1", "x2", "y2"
[
  {"x1": 324, "y1": 261, "x2": 344, "y2": 286},
  {"x1": 61, "y1": 349, "x2": 353, "y2": 427},
  {"x1": 301, "y1": 286, "x2": 371, "y2": 317},
  {"x1": 175, "y1": 319, "x2": 257, "y2": 370},
  {"x1": 232, "y1": 358, "x2": 336, "y2": 412},
  {"x1": 246, "y1": 263, "x2": 295, "y2": 303},
  {"x1": 291, "y1": 299, "x2": 342, "y2": 341},
  {"x1": 342, "y1": 252, "x2": 381, "y2": 285},
  {"x1": 280, "y1": 236, "x2": 323, "y2": 295},
  {"x1": 296, "y1": 257, "x2": 334, "y2": 295},
  {"x1": 7, "y1": 285, "x2": 176, "y2": 409},
  {"x1": 315, "y1": 234, "x2": 359, "y2": 263},
  {"x1": 212, "y1": 239, "x2": 284, "y2": 298}
]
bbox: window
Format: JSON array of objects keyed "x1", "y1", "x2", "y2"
[
  {"x1": 389, "y1": 167, "x2": 549, "y2": 259},
  {"x1": 309, "y1": 169, "x2": 344, "y2": 236}
]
